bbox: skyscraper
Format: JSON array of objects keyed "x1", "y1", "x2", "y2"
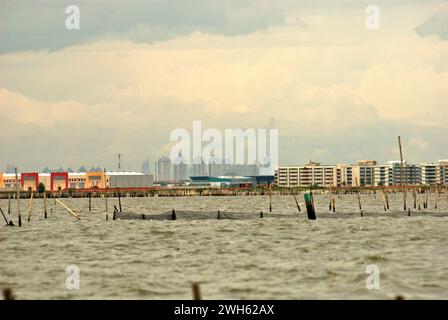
[{"x1": 156, "y1": 155, "x2": 172, "y2": 182}]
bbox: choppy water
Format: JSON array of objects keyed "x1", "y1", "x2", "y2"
[{"x1": 1, "y1": 193, "x2": 447, "y2": 300}]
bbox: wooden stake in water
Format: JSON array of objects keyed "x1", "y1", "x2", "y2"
[
  {"x1": 8, "y1": 193, "x2": 11, "y2": 214},
  {"x1": 385, "y1": 190, "x2": 390, "y2": 210},
  {"x1": 435, "y1": 185, "x2": 439, "y2": 210},
  {"x1": 355, "y1": 178, "x2": 362, "y2": 211},
  {"x1": 398, "y1": 136, "x2": 407, "y2": 211},
  {"x1": 328, "y1": 189, "x2": 332, "y2": 211},
  {"x1": 44, "y1": 191, "x2": 47, "y2": 219},
  {"x1": 192, "y1": 282, "x2": 201, "y2": 300},
  {"x1": 269, "y1": 185, "x2": 272, "y2": 213},
  {"x1": 293, "y1": 192, "x2": 301, "y2": 212},
  {"x1": 88, "y1": 192, "x2": 92, "y2": 212},
  {"x1": 118, "y1": 188, "x2": 122, "y2": 212},
  {"x1": 55, "y1": 199, "x2": 81, "y2": 220},
  {"x1": 1, "y1": 208, "x2": 9, "y2": 226},
  {"x1": 15, "y1": 167, "x2": 21, "y2": 227},
  {"x1": 304, "y1": 192, "x2": 316, "y2": 220},
  {"x1": 413, "y1": 191, "x2": 417, "y2": 209},
  {"x1": 27, "y1": 191, "x2": 34, "y2": 222},
  {"x1": 381, "y1": 189, "x2": 387, "y2": 211}
]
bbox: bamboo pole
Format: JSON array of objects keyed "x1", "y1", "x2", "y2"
[
  {"x1": 104, "y1": 169, "x2": 108, "y2": 212},
  {"x1": 55, "y1": 199, "x2": 81, "y2": 220},
  {"x1": 192, "y1": 282, "x2": 201, "y2": 300},
  {"x1": 398, "y1": 136, "x2": 407, "y2": 211},
  {"x1": 385, "y1": 189, "x2": 390, "y2": 210},
  {"x1": 27, "y1": 191, "x2": 34, "y2": 222},
  {"x1": 269, "y1": 184, "x2": 272, "y2": 212},
  {"x1": 435, "y1": 185, "x2": 439, "y2": 210},
  {"x1": 328, "y1": 188, "x2": 332, "y2": 211},
  {"x1": 293, "y1": 192, "x2": 301, "y2": 212},
  {"x1": 381, "y1": 188, "x2": 387, "y2": 211},
  {"x1": 8, "y1": 193, "x2": 11, "y2": 214},
  {"x1": 118, "y1": 188, "x2": 122, "y2": 212},
  {"x1": 1, "y1": 208, "x2": 9, "y2": 226},
  {"x1": 355, "y1": 178, "x2": 362, "y2": 211},
  {"x1": 105, "y1": 189, "x2": 108, "y2": 212},
  {"x1": 413, "y1": 190, "x2": 417, "y2": 209},
  {"x1": 44, "y1": 191, "x2": 47, "y2": 219},
  {"x1": 15, "y1": 167, "x2": 21, "y2": 227}
]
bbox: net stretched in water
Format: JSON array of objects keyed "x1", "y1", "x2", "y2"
[
  {"x1": 111, "y1": 209, "x2": 447, "y2": 220},
  {"x1": 112, "y1": 209, "x2": 292, "y2": 221}
]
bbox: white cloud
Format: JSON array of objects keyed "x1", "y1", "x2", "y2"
[{"x1": 0, "y1": 2, "x2": 447, "y2": 170}]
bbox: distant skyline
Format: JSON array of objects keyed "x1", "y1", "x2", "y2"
[
  {"x1": 1, "y1": 0, "x2": 447, "y2": 171},
  {"x1": 3, "y1": 155, "x2": 448, "y2": 174}
]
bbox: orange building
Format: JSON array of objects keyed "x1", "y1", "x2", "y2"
[{"x1": 85, "y1": 171, "x2": 105, "y2": 189}]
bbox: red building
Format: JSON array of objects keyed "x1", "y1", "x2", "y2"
[
  {"x1": 21, "y1": 172, "x2": 39, "y2": 191},
  {"x1": 50, "y1": 172, "x2": 69, "y2": 191}
]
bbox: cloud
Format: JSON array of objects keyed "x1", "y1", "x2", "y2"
[
  {"x1": 0, "y1": 0, "x2": 285, "y2": 53},
  {"x1": 415, "y1": 11, "x2": 448, "y2": 40},
  {"x1": 0, "y1": 0, "x2": 447, "y2": 171}
]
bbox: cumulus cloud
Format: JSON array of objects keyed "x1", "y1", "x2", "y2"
[{"x1": 0, "y1": 0, "x2": 447, "y2": 171}]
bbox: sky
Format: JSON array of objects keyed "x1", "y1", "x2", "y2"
[{"x1": 0, "y1": 0, "x2": 447, "y2": 172}]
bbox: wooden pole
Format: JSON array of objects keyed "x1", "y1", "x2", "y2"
[
  {"x1": 15, "y1": 167, "x2": 21, "y2": 227},
  {"x1": 103, "y1": 168, "x2": 108, "y2": 212},
  {"x1": 435, "y1": 185, "x2": 439, "y2": 210},
  {"x1": 413, "y1": 190, "x2": 417, "y2": 209},
  {"x1": 88, "y1": 192, "x2": 92, "y2": 211},
  {"x1": 385, "y1": 189, "x2": 390, "y2": 210},
  {"x1": 293, "y1": 192, "x2": 301, "y2": 212},
  {"x1": 1, "y1": 208, "x2": 9, "y2": 226},
  {"x1": 192, "y1": 282, "x2": 201, "y2": 300},
  {"x1": 355, "y1": 178, "x2": 362, "y2": 211},
  {"x1": 398, "y1": 136, "x2": 407, "y2": 211},
  {"x1": 105, "y1": 189, "x2": 108, "y2": 212},
  {"x1": 118, "y1": 188, "x2": 122, "y2": 212},
  {"x1": 269, "y1": 185, "x2": 272, "y2": 212},
  {"x1": 27, "y1": 191, "x2": 34, "y2": 222},
  {"x1": 44, "y1": 191, "x2": 47, "y2": 219},
  {"x1": 55, "y1": 199, "x2": 81, "y2": 220},
  {"x1": 381, "y1": 188, "x2": 387, "y2": 211},
  {"x1": 8, "y1": 193, "x2": 11, "y2": 214}
]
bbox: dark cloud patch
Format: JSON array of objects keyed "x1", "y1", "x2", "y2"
[
  {"x1": 415, "y1": 12, "x2": 448, "y2": 40},
  {"x1": 0, "y1": 0, "x2": 285, "y2": 53}
]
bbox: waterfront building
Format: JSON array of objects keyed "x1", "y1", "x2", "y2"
[
  {"x1": 189, "y1": 175, "x2": 274, "y2": 188},
  {"x1": 156, "y1": 155, "x2": 172, "y2": 182},
  {"x1": 275, "y1": 159, "x2": 432, "y2": 187},
  {"x1": 0, "y1": 171, "x2": 153, "y2": 191}
]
